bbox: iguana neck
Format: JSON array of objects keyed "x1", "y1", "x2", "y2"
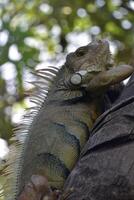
[
  {"x1": 45, "y1": 65, "x2": 107, "y2": 124},
  {"x1": 47, "y1": 64, "x2": 84, "y2": 103}
]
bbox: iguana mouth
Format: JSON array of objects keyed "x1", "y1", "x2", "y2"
[
  {"x1": 80, "y1": 63, "x2": 102, "y2": 72},
  {"x1": 94, "y1": 39, "x2": 111, "y2": 59}
]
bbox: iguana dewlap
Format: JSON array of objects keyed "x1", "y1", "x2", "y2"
[{"x1": 5, "y1": 39, "x2": 134, "y2": 200}]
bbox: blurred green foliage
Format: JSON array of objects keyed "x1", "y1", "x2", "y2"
[{"x1": 0, "y1": 0, "x2": 134, "y2": 141}]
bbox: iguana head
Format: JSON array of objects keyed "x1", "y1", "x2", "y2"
[{"x1": 65, "y1": 39, "x2": 112, "y2": 73}]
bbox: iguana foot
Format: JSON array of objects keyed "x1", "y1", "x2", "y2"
[
  {"x1": 18, "y1": 174, "x2": 74, "y2": 200},
  {"x1": 18, "y1": 175, "x2": 59, "y2": 200}
]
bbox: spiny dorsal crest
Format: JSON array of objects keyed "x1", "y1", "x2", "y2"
[{"x1": 2, "y1": 65, "x2": 59, "y2": 200}]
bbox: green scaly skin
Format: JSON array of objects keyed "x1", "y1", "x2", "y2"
[{"x1": 12, "y1": 39, "x2": 133, "y2": 200}]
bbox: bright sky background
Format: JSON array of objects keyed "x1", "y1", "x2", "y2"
[{"x1": 0, "y1": 139, "x2": 9, "y2": 160}]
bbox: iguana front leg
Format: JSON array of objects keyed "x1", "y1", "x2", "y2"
[
  {"x1": 70, "y1": 64, "x2": 134, "y2": 92},
  {"x1": 84, "y1": 64, "x2": 134, "y2": 92}
]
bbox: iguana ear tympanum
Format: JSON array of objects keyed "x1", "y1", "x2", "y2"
[{"x1": 4, "y1": 39, "x2": 134, "y2": 200}]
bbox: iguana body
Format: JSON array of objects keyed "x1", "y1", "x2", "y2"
[{"x1": 5, "y1": 39, "x2": 133, "y2": 200}]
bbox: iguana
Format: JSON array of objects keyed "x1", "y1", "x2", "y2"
[{"x1": 4, "y1": 39, "x2": 134, "y2": 200}]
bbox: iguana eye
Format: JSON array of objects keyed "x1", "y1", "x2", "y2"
[{"x1": 76, "y1": 47, "x2": 86, "y2": 57}]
